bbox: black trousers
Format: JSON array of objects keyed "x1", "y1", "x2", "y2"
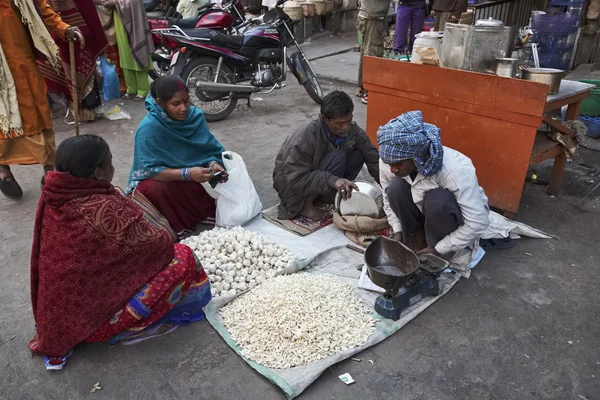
[
  {"x1": 386, "y1": 178, "x2": 464, "y2": 247},
  {"x1": 318, "y1": 149, "x2": 364, "y2": 180},
  {"x1": 316, "y1": 149, "x2": 364, "y2": 203}
]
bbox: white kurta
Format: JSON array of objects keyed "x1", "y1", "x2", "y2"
[{"x1": 379, "y1": 146, "x2": 491, "y2": 255}]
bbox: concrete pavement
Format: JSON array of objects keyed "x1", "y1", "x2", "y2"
[
  {"x1": 302, "y1": 30, "x2": 361, "y2": 85},
  {"x1": 1, "y1": 60, "x2": 600, "y2": 399}
]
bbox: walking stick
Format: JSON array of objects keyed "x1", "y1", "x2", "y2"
[{"x1": 68, "y1": 31, "x2": 85, "y2": 136}]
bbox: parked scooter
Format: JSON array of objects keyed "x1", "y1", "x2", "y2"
[
  {"x1": 148, "y1": 0, "x2": 245, "y2": 80},
  {"x1": 162, "y1": 0, "x2": 323, "y2": 121}
]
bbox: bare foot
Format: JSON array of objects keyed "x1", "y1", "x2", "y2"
[
  {"x1": 299, "y1": 204, "x2": 325, "y2": 221},
  {"x1": 405, "y1": 229, "x2": 427, "y2": 252}
]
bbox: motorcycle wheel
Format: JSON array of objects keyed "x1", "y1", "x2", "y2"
[
  {"x1": 149, "y1": 61, "x2": 168, "y2": 81},
  {"x1": 300, "y1": 56, "x2": 323, "y2": 105},
  {"x1": 181, "y1": 57, "x2": 238, "y2": 122}
]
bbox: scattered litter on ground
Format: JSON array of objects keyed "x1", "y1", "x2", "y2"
[
  {"x1": 90, "y1": 383, "x2": 102, "y2": 393},
  {"x1": 524, "y1": 354, "x2": 530, "y2": 358},
  {"x1": 369, "y1": 360, "x2": 374, "y2": 365},
  {"x1": 103, "y1": 105, "x2": 131, "y2": 121},
  {"x1": 525, "y1": 252, "x2": 533, "y2": 256},
  {"x1": 350, "y1": 358, "x2": 361, "y2": 362},
  {"x1": 254, "y1": 97, "x2": 264, "y2": 102},
  {"x1": 10, "y1": 335, "x2": 16, "y2": 340},
  {"x1": 338, "y1": 373, "x2": 355, "y2": 385},
  {"x1": 568, "y1": 341, "x2": 574, "y2": 345}
]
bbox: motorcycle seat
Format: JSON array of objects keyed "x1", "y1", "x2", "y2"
[
  {"x1": 170, "y1": 18, "x2": 199, "y2": 29},
  {"x1": 183, "y1": 29, "x2": 244, "y2": 49}
]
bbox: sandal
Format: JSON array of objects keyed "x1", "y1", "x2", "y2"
[
  {"x1": 479, "y1": 237, "x2": 515, "y2": 251},
  {"x1": 121, "y1": 93, "x2": 135, "y2": 100},
  {"x1": 133, "y1": 95, "x2": 146, "y2": 102},
  {"x1": 0, "y1": 167, "x2": 23, "y2": 199}
]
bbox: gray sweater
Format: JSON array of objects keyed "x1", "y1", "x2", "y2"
[{"x1": 273, "y1": 117, "x2": 380, "y2": 219}]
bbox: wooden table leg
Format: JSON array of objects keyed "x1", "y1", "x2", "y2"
[
  {"x1": 565, "y1": 100, "x2": 583, "y2": 121},
  {"x1": 548, "y1": 152, "x2": 567, "y2": 195}
]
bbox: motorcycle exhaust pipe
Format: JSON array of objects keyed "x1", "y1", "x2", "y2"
[{"x1": 196, "y1": 81, "x2": 260, "y2": 93}]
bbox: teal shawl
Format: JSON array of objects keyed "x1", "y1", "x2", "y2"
[{"x1": 126, "y1": 96, "x2": 224, "y2": 193}]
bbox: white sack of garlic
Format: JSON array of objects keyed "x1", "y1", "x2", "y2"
[
  {"x1": 220, "y1": 273, "x2": 377, "y2": 369},
  {"x1": 181, "y1": 226, "x2": 296, "y2": 298}
]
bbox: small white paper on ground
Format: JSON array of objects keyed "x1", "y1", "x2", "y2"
[{"x1": 338, "y1": 373, "x2": 355, "y2": 385}]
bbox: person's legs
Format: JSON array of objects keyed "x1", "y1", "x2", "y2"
[
  {"x1": 393, "y1": 5, "x2": 412, "y2": 53},
  {"x1": 343, "y1": 149, "x2": 364, "y2": 180},
  {"x1": 137, "y1": 179, "x2": 216, "y2": 235},
  {"x1": 318, "y1": 149, "x2": 347, "y2": 177},
  {"x1": 357, "y1": 18, "x2": 366, "y2": 92},
  {"x1": 422, "y1": 187, "x2": 464, "y2": 247},
  {"x1": 408, "y1": 5, "x2": 426, "y2": 53},
  {"x1": 135, "y1": 70, "x2": 150, "y2": 97},
  {"x1": 386, "y1": 178, "x2": 426, "y2": 249},
  {"x1": 122, "y1": 68, "x2": 137, "y2": 96},
  {"x1": 438, "y1": 11, "x2": 452, "y2": 32},
  {"x1": 300, "y1": 149, "x2": 347, "y2": 219},
  {"x1": 360, "y1": 18, "x2": 386, "y2": 103}
]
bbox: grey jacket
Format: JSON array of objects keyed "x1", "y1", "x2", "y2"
[{"x1": 273, "y1": 117, "x2": 380, "y2": 219}]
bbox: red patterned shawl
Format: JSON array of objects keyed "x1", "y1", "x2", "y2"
[
  {"x1": 30, "y1": 172, "x2": 174, "y2": 357},
  {"x1": 37, "y1": 0, "x2": 108, "y2": 104}
]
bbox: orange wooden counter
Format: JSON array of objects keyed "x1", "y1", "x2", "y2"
[{"x1": 362, "y1": 57, "x2": 576, "y2": 217}]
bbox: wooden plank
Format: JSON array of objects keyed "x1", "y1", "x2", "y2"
[
  {"x1": 545, "y1": 92, "x2": 590, "y2": 112},
  {"x1": 362, "y1": 57, "x2": 549, "y2": 118},
  {"x1": 548, "y1": 153, "x2": 567, "y2": 195},
  {"x1": 364, "y1": 84, "x2": 544, "y2": 128},
  {"x1": 529, "y1": 144, "x2": 563, "y2": 166},
  {"x1": 542, "y1": 115, "x2": 576, "y2": 138}
]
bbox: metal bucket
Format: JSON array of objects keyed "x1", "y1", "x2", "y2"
[
  {"x1": 522, "y1": 68, "x2": 564, "y2": 95},
  {"x1": 335, "y1": 181, "x2": 384, "y2": 219},
  {"x1": 495, "y1": 57, "x2": 518, "y2": 78}
]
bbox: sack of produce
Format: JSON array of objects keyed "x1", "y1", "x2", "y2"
[{"x1": 333, "y1": 212, "x2": 392, "y2": 247}]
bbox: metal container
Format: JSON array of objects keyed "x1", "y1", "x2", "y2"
[
  {"x1": 475, "y1": 17, "x2": 504, "y2": 27},
  {"x1": 335, "y1": 181, "x2": 384, "y2": 219},
  {"x1": 522, "y1": 67, "x2": 564, "y2": 94},
  {"x1": 441, "y1": 23, "x2": 518, "y2": 74},
  {"x1": 495, "y1": 57, "x2": 519, "y2": 78}
]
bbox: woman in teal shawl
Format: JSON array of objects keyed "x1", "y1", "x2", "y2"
[{"x1": 127, "y1": 76, "x2": 228, "y2": 237}]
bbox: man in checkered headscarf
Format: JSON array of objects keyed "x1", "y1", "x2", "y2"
[
  {"x1": 377, "y1": 110, "x2": 444, "y2": 177},
  {"x1": 377, "y1": 111, "x2": 491, "y2": 259}
]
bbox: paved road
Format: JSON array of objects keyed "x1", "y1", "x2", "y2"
[{"x1": 1, "y1": 81, "x2": 599, "y2": 400}]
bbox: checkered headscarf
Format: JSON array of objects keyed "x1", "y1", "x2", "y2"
[{"x1": 377, "y1": 111, "x2": 444, "y2": 176}]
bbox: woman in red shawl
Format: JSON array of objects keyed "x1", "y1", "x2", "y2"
[{"x1": 30, "y1": 135, "x2": 211, "y2": 370}]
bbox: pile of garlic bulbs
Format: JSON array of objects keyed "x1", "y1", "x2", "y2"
[
  {"x1": 181, "y1": 227, "x2": 296, "y2": 298},
  {"x1": 220, "y1": 273, "x2": 377, "y2": 369}
]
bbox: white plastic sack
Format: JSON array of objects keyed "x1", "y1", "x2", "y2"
[{"x1": 203, "y1": 151, "x2": 262, "y2": 227}]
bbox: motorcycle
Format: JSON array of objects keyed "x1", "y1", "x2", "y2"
[
  {"x1": 163, "y1": 0, "x2": 323, "y2": 121},
  {"x1": 148, "y1": 0, "x2": 246, "y2": 80}
]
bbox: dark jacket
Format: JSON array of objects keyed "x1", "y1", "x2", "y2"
[
  {"x1": 431, "y1": 0, "x2": 467, "y2": 17},
  {"x1": 273, "y1": 116, "x2": 380, "y2": 219}
]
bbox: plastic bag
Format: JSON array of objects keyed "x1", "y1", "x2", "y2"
[
  {"x1": 100, "y1": 56, "x2": 120, "y2": 101},
  {"x1": 203, "y1": 151, "x2": 262, "y2": 227}
]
